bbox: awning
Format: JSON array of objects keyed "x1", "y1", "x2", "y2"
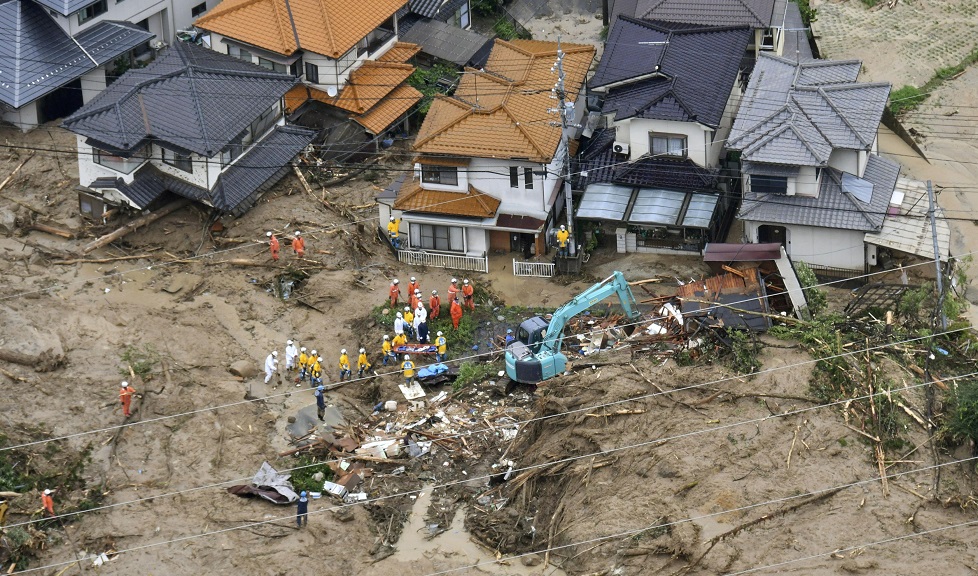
[
  {"x1": 865, "y1": 177, "x2": 951, "y2": 261},
  {"x1": 74, "y1": 20, "x2": 154, "y2": 66},
  {"x1": 495, "y1": 213, "x2": 544, "y2": 232},
  {"x1": 629, "y1": 188, "x2": 686, "y2": 226},
  {"x1": 394, "y1": 180, "x2": 501, "y2": 218},
  {"x1": 682, "y1": 193, "x2": 720, "y2": 228},
  {"x1": 576, "y1": 183, "x2": 632, "y2": 221}
]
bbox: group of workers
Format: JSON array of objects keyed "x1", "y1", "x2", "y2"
[
  {"x1": 389, "y1": 276, "x2": 475, "y2": 332},
  {"x1": 265, "y1": 230, "x2": 306, "y2": 260}
]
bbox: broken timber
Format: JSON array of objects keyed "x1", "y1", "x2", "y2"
[{"x1": 83, "y1": 199, "x2": 191, "y2": 253}]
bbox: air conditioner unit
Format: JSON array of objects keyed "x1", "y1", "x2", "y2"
[{"x1": 612, "y1": 141, "x2": 630, "y2": 155}]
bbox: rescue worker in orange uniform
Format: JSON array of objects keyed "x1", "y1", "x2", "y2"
[
  {"x1": 429, "y1": 289, "x2": 441, "y2": 320},
  {"x1": 389, "y1": 279, "x2": 401, "y2": 307},
  {"x1": 41, "y1": 489, "x2": 55, "y2": 517},
  {"x1": 292, "y1": 231, "x2": 305, "y2": 258},
  {"x1": 120, "y1": 381, "x2": 136, "y2": 418},
  {"x1": 447, "y1": 278, "x2": 460, "y2": 304},
  {"x1": 450, "y1": 298, "x2": 463, "y2": 330},
  {"x1": 408, "y1": 277, "x2": 421, "y2": 296},
  {"x1": 266, "y1": 231, "x2": 280, "y2": 261},
  {"x1": 461, "y1": 279, "x2": 475, "y2": 311},
  {"x1": 409, "y1": 289, "x2": 420, "y2": 311}
]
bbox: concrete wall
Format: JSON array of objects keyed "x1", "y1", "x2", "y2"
[
  {"x1": 710, "y1": 78, "x2": 743, "y2": 167},
  {"x1": 2, "y1": 102, "x2": 40, "y2": 133},
  {"x1": 80, "y1": 68, "x2": 106, "y2": 104},
  {"x1": 828, "y1": 149, "x2": 859, "y2": 175},
  {"x1": 745, "y1": 220, "x2": 866, "y2": 269}
]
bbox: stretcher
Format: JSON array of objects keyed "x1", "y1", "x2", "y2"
[{"x1": 394, "y1": 343, "x2": 437, "y2": 355}]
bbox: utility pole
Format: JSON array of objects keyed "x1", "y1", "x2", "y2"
[
  {"x1": 550, "y1": 37, "x2": 576, "y2": 257},
  {"x1": 926, "y1": 180, "x2": 947, "y2": 330}
]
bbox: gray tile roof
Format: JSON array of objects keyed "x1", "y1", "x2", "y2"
[
  {"x1": 409, "y1": 0, "x2": 444, "y2": 18},
  {"x1": 399, "y1": 17, "x2": 492, "y2": 66},
  {"x1": 738, "y1": 154, "x2": 900, "y2": 231},
  {"x1": 32, "y1": 0, "x2": 100, "y2": 16},
  {"x1": 728, "y1": 53, "x2": 890, "y2": 166},
  {"x1": 74, "y1": 20, "x2": 155, "y2": 67},
  {"x1": 0, "y1": 0, "x2": 96, "y2": 108},
  {"x1": 634, "y1": 0, "x2": 778, "y2": 28},
  {"x1": 592, "y1": 17, "x2": 751, "y2": 128},
  {"x1": 62, "y1": 41, "x2": 300, "y2": 157},
  {"x1": 91, "y1": 164, "x2": 207, "y2": 209},
  {"x1": 212, "y1": 124, "x2": 316, "y2": 215}
]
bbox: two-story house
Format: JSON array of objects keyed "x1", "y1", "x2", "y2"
[
  {"x1": 63, "y1": 41, "x2": 316, "y2": 218},
  {"x1": 575, "y1": 17, "x2": 750, "y2": 253},
  {"x1": 608, "y1": 0, "x2": 813, "y2": 61},
  {"x1": 726, "y1": 53, "x2": 901, "y2": 272},
  {"x1": 194, "y1": 0, "x2": 423, "y2": 144},
  {"x1": 376, "y1": 39, "x2": 595, "y2": 271}
]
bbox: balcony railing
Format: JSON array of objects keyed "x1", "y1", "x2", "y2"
[{"x1": 513, "y1": 259, "x2": 555, "y2": 277}]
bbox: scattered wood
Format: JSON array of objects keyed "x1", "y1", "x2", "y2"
[
  {"x1": 52, "y1": 254, "x2": 157, "y2": 265},
  {"x1": 83, "y1": 199, "x2": 191, "y2": 253},
  {"x1": 584, "y1": 409, "x2": 646, "y2": 418},
  {"x1": 28, "y1": 222, "x2": 74, "y2": 239},
  {"x1": 208, "y1": 258, "x2": 280, "y2": 269},
  {"x1": 628, "y1": 278, "x2": 663, "y2": 286},
  {"x1": 721, "y1": 265, "x2": 748, "y2": 279},
  {"x1": 0, "y1": 153, "x2": 34, "y2": 193},
  {"x1": 786, "y1": 424, "x2": 799, "y2": 470},
  {"x1": 681, "y1": 297, "x2": 807, "y2": 325}
]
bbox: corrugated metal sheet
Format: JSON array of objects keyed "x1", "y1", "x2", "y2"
[
  {"x1": 682, "y1": 193, "x2": 719, "y2": 227},
  {"x1": 629, "y1": 188, "x2": 686, "y2": 225},
  {"x1": 703, "y1": 243, "x2": 783, "y2": 262},
  {"x1": 399, "y1": 18, "x2": 492, "y2": 66},
  {"x1": 865, "y1": 177, "x2": 951, "y2": 261}
]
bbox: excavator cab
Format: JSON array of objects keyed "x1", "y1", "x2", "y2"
[{"x1": 515, "y1": 316, "x2": 550, "y2": 353}]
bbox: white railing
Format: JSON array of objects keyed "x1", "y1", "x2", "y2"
[
  {"x1": 513, "y1": 259, "x2": 555, "y2": 277},
  {"x1": 398, "y1": 248, "x2": 488, "y2": 273}
]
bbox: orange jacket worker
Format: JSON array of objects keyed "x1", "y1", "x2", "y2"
[
  {"x1": 429, "y1": 290, "x2": 441, "y2": 319},
  {"x1": 389, "y1": 279, "x2": 401, "y2": 307},
  {"x1": 292, "y1": 231, "x2": 305, "y2": 258},
  {"x1": 461, "y1": 279, "x2": 474, "y2": 310},
  {"x1": 266, "y1": 231, "x2": 280, "y2": 261},
  {"x1": 41, "y1": 489, "x2": 55, "y2": 516},
  {"x1": 119, "y1": 381, "x2": 136, "y2": 418},
  {"x1": 450, "y1": 299, "x2": 463, "y2": 330}
]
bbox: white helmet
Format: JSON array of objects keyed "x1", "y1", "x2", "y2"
[
  {"x1": 390, "y1": 216, "x2": 395, "y2": 222},
  {"x1": 317, "y1": 356, "x2": 323, "y2": 362},
  {"x1": 359, "y1": 348, "x2": 365, "y2": 353},
  {"x1": 272, "y1": 350, "x2": 278, "y2": 356},
  {"x1": 393, "y1": 278, "x2": 399, "y2": 284},
  {"x1": 404, "y1": 307, "x2": 411, "y2": 312},
  {"x1": 311, "y1": 349, "x2": 317, "y2": 356},
  {"x1": 415, "y1": 289, "x2": 421, "y2": 295},
  {"x1": 300, "y1": 347, "x2": 307, "y2": 352},
  {"x1": 266, "y1": 231, "x2": 272, "y2": 237},
  {"x1": 287, "y1": 340, "x2": 293, "y2": 345},
  {"x1": 559, "y1": 224, "x2": 566, "y2": 230},
  {"x1": 410, "y1": 276, "x2": 416, "y2": 282},
  {"x1": 404, "y1": 354, "x2": 411, "y2": 360},
  {"x1": 383, "y1": 335, "x2": 390, "y2": 340},
  {"x1": 463, "y1": 279, "x2": 469, "y2": 285},
  {"x1": 44, "y1": 489, "x2": 52, "y2": 495},
  {"x1": 121, "y1": 381, "x2": 128, "y2": 387},
  {"x1": 431, "y1": 289, "x2": 437, "y2": 295},
  {"x1": 396, "y1": 312, "x2": 402, "y2": 318},
  {"x1": 341, "y1": 349, "x2": 347, "y2": 354},
  {"x1": 437, "y1": 331, "x2": 443, "y2": 336},
  {"x1": 295, "y1": 231, "x2": 301, "y2": 236},
  {"x1": 451, "y1": 278, "x2": 457, "y2": 284}
]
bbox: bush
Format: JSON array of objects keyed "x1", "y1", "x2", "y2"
[
  {"x1": 289, "y1": 455, "x2": 333, "y2": 493},
  {"x1": 889, "y1": 85, "x2": 926, "y2": 115},
  {"x1": 728, "y1": 330, "x2": 761, "y2": 377},
  {"x1": 471, "y1": 0, "x2": 500, "y2": 16},
  {"x1": 948, "y1": 379, "x2": 978, "y2": 445},
  {"x1": 794, "y1": 262, "x2": 826, "y2": 318},
  {"x1": 119, "y1": 344, "x2": 159, "y2": 378},
  {"x1": 453, "y1": 361, "x2": 499, "y2": 390}
]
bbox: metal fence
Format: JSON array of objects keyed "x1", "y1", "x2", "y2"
[
  {"x1": 803, "y1": 263, "x2": 867, "y2": 285},
  {"x1": 397, "y1": 248, "x2": 488, "y2": 273},
  {"x1": 513, "y1": 259, "x2": 555, "y2": 277}
]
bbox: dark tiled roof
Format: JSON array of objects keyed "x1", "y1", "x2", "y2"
[
  {"x1": 634, "y1": 0, "x2": 778, "y2": 28},
  {"x1": 32, "y1": 0, "x2": 100, "y2": 16},
  {"x1": 399, "y1": 18, "x2": 492, "y2": 66},
  {"x1": 579, "y1": 131, "x2": 719, "y2": 191},
  {"x1": 212, "y1": 125, "x2": 317, "y2": 214},
  {"x1": 409, "y1": 0, "x2": 443, "y2": 18},
  {"x1": 62, "y1": 42, "x2": 300, "y2": 157},
  {"x1": 592, "y1": 17, "x2": 751, "y2": 128},
  {"x1": 432, "y1": 0, "x2": 467, "y2": 21},
  {"x1": 74, "y1": 21, "x2": 155, "y2": 66},
  {"x1": 0, "y1": 0, "x2": 96, "y2": 108},
  {"x1": 90, "y1": 164, "x2": 207, "y2": 209},
  {"x1": 739, "y1": 154, "x2": 899, "y2": 231}
]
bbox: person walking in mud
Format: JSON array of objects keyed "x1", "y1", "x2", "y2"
[
  {"x1": 296, "y1": 491, "x2": 308, "y2": 527},
  {"x1": 119, "y1": 381, "x2": 136, "y2": 418},
  {"x1": 266, "y1": 231, "x2": 280, "y2": 261},
  {"x1": 314, "y1": 385, "x2": 326, "y2": 421}
]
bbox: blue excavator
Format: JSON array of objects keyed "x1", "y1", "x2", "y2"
[{"x1": 505, "y1": 271, "x2": 641, "y2": 384}]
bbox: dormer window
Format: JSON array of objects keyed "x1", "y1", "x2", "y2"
[
  {"x1": 751, "y1": 174, "x2": 788, "y2": 195},
  {"x1": 421, "y1": 165, "x2": 458, "y2": 186},
  {"x1": 760, "y1": 28, "x2": 776, "y2": 50}
]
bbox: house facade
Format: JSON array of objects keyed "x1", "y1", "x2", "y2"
[
  {"x1": 194, "y1": 0, "x2": 423, "y2": 141},
  {"x1": 63, "y1": 41, "x2": 316, "y2": 218},
  {"x1": 727, "y1": 53, "x2": 901, "y2": 271},
  {"x1": 376, "y1": 39, "x2": 595, "y2": 269},
  {"x1": 575, "y1": 17, "x2": 750, "y2": 253}
]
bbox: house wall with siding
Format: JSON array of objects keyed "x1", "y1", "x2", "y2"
[
  {"x1": 744, "y1": 220, "x2": 866, "y2": 269},
  {"x1": 614, "y1": 117, "x2": 712, "y2": 168},
  {"x1": 56, "y1": 0, "x2": 170, "y2": 41},
  {"x1": 467, "y1": 157, "x2": 551, "y2": 220},
  {"x1": 828, "y1": 149, "x2": 859, "y2": 176},
  {"x1": 151, "y1": 143, "x2": 210, "y2": 188},
  {"x1": 80, "y1": 68, "x2": 106, "y2": 104},
  {"x1": 710, "y1": 79, "x2": 743, "y2": 167}
]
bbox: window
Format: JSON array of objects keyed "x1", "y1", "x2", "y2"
[
  {"x1": 650, "y1": 133, "x2": 687, "y2": 158},
  {"x1": 523, "y1": 167, "x2": 533, "y2": 190},
  {"x1": 421, "y1": 165, "x2": 458, "y2": 186},
  {"x1": 305, "y1": 62, "x2": 319, "y2": 84},
  {"x1": 237, "y1": 48, "x2": 253, "y2": 64},
  {"x1": 191, "y1": 2, "x2": 207, "y2": 17},
  {"x1": 93, "y1": 148, "x2": 143, "y2": 173},
  {"x1": 458, "y1": 1, "x2": 470, "y2": 28},
  {"x1": 77, "y1": 0, "x2": 107, "y2": 24},
  {"x1": 410, "y1": 223, "x2": 464, "y2": 252},
  {"x1": 258, "y1": 58, "x2": 286, "y2": 73},
  {"x1": 162, "y1": 148, "x2": 193, "y2": 173},
  {"x1": 290, "y1": 57, "x2": 303, "y2": 77},
  {"x1": 509, "y1": 167, "x2": 519, "y2": 188},
  {"x1": 750, "y1": 174, "x2": 788, "y2": 195},
  {"x1": 760, "y1": 28, "x2": 776, "y2": 50}
]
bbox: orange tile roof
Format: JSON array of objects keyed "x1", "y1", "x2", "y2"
[
  {"x1": 355, "y1": 84, "x2": 422, "y2": 134},
  {"x1": 195, "y1": 0, "x2": 406, "y2": 58},
  {"x1": 412, "y1": 40, "x2": 595, "y2": 163},
  {"x1": 378, "y1": 42, "x2": 422, "y2": 63},
  {"x1": 393, "y1": 180, "x2": 501, "y2": 218},
  {"x1": 284, "y1": 84, "x2": 310, "y2": 114},
  {"x1": 327, "y1": 61, "x2": 414, "y2": 113},
  {"x1": 415, "y1": 155, "x2": 470, "y2": 167}
]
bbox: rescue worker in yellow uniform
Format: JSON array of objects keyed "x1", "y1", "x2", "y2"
[
  {"x1": 338, "y1": 349, "x2": 351, "y2": 381},
  {"x1": 382, "y1": 335, "x2": 395, "y2": 365},
  {"x1": 556, "y1": 224, "x2": 570, "y2": 258},
  {"x1": 310, "y1": 356, "x2": 323, "y2": 387},
  {"x1": 387, "y1": 217, "x2": 402, "y2": 248},
  {"x1": 392, "y1": 332, "x2": 408, "y2": 350},
  {"x1": 297, "y1": 347, "x2": 309, "y2": 383},
  {"x1": 401, "y1": 354, "x2": 415, "y2": 386},
  {"x1": 357, "y1": 348, "x2": 371, "y2": 377},
  {"x1": 435, "y1": 331, "x2": 447, "y2": 363}
]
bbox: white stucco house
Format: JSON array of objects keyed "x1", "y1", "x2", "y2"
[{"x1": 376, "y1": 39, "x2": 595, "y2": 269}]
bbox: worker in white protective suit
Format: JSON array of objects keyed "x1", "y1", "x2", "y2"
[
  {"x1": 285, "y1": 340, "x2": 298, "y2": 373},
  {"x1": 393, "y1": 311, "x2": 405, "y2": 337},
  {"x1": 264, "y1": 350, "x2": 279, "y2": 385},
  {"x1": 413, "y1": 303, "x2": 428, "y2": 343}
]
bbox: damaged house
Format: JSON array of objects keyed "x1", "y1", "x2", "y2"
[{"x1": 63, "y1": 41, "x2": 317, "y2": 217}]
